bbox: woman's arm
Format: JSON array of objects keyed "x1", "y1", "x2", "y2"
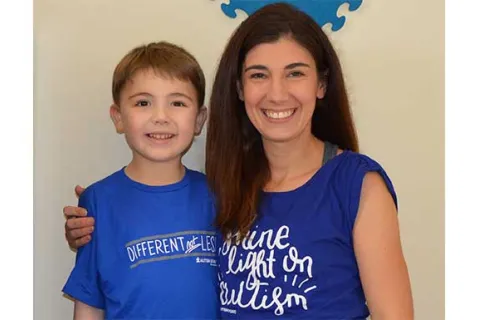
[{"x1": 353, "y1": 172, "x2": 414, "y2": 319}]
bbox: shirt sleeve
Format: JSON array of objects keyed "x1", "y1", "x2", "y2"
[
  {"x1": 344, "y1": 153, "x2": 398, "y2": 233},
  {"x1": 62, "y1": 186, "x2": 105, "y2": 310}
]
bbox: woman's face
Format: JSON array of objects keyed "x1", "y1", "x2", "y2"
[{"x1": 240, "y1": 37, "x2": 325, "y2": 144}]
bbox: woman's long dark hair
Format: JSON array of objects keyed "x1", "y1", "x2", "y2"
[{"x1": 206, "y1": 3, "x2": 358, "y2": 241}]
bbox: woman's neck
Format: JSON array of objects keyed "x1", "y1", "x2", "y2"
[{"x1": 263, "y1": 133, "x2": 324, "y2": 192}]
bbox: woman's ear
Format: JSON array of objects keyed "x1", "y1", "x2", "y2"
[
  {"x1": 317, "y1": 81, "x2": 327, "y2": 100},
  {"x1": 317, "y1": 70, "x2": 328, "y2": 100},
  {"x1": 236, "y1": 80, "x2": 244, "y2": 101}
]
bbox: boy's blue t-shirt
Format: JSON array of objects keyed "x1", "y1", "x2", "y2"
[
  {"x1": 63, "y1": 168, "x2": 220, "y2": 320},
  {"x1": 217, "y1": 151, "x2": 398, "y2": 319}
]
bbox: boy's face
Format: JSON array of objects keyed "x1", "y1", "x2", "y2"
[{"x1": 110, "y1": 68, "x2": 206, "y2": 165}]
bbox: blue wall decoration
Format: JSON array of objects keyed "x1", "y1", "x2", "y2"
[{"x1": 220, "y1": 0, "x2": 362, "y2": 32}]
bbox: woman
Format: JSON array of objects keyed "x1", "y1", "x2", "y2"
[{"x1": 64, "y1": 3, "x2": 413, "y2": 319}]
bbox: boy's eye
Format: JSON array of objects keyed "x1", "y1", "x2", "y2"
[
  {"x1": 171, "y1": 101, "x2": 187, "y2": 107},
  {"x1": 135, "y1": 100, "x2": 150, "y2": 107}
]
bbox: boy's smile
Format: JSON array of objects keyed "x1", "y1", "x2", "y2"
[{"x1": 145, "y1": 131, "x2": 177, "y2": 146}]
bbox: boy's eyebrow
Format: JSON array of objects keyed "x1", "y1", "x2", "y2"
[
  {"x1": 168, "y1": 92, "x2": 194, "y2": 102},
  {"x1": 127, "y1": 92, "x2": 194, "y2": 102},
  {"x1": 128, "y1": 92, "x2": 153, "y2": 99},
  {"x1": 244, "y1": 62, "x2": 311, "y2": 72}
]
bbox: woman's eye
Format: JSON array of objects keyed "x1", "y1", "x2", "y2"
[
  {"x1": 135, "y1": 100, "x2": 150, "y2": 107},
  {"x1": 250, "y1": 73, "x2": 267, "y2": 79},
  {"x1": 171, "y1": 101, "x2": 187, "y2": 107},
  {"x1": 288, "y1": 71, "x2": 305, "y2": 77}
]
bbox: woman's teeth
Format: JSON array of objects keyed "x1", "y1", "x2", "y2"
[{"x1": 263, "y1": 109, "x2": 295, "y2": 119}]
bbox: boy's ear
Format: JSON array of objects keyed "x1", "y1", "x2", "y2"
[
  {"x1": 109, "y1": 104, "x2": 124, "y2": 134},
  {"x1": 194, "y1": 106, "x2": 208, "y2": 136}
]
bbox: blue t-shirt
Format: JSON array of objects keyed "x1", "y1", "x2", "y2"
[
  {"x1": 217, "y1": 151, "x2": 397, "y2": 319},
  {"x1": 63, "y1": 168, "x2": 220, "y2": 320}
]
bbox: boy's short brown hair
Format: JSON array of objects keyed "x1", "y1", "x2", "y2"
[{"x1": 112, "y1": 41, "x2": 205, "y2": 107}]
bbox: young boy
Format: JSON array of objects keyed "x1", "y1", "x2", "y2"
[{"x1": 62, "y1": 42, "x2": 219, "y2": 319}]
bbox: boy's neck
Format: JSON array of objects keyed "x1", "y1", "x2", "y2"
[{"x1": 124, "y1": 156, "x2": 185, "y2": 186}]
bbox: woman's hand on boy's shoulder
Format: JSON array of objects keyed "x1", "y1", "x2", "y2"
[{"x1": 63, "y1": 185, "x2": 95, "y2": 250}]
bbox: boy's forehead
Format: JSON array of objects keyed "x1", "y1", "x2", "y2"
[
  {"x1": 123, "y1": 68, "x2": 197, "y2": 96},
  {"x1": 129, "y1": 68, "x2": 190, "y2": 84}
]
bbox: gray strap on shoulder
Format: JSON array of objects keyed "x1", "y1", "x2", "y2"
[{"x1": 322, "y1": 141, "x2": 339, "y2": 166}]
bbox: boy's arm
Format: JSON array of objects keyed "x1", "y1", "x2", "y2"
[
  {"x1": 63, "y1": 187, "x2": 106, "y2": 314},
  {"x1": 74, "y1": 300, "x2": 104, "y2": 320}
]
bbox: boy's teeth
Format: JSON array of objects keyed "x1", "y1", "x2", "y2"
[
  {"x1": 148, "y1": 133, "x2": 173, "y2": 140},
  {"x1": 264, "y1": 109, "x2": 294, "y2": 119}
]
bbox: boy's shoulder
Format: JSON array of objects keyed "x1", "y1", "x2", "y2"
[
  {"x1": 75, "y1": 168, "x2": 126, "y2": 219},
  {"x1": 186, "y1": 168, "x2": 207, "y2": 183},
  {"x1": 80, "y1": 168, "x2": 126, "y2": 200},
  {"x1": 185, "y1": 168, "x2": 213, "y2": 196},
  {"x1": 82, "y1": 167, "x2": 210, "y2": 200}
]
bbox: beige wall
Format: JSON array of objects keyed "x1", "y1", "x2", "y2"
[{"x1": 34, "y1": 0, "x2": 444, "y2": 319}]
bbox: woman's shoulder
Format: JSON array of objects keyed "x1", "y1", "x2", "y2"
[
  {"x1": 325, "y1": 149, "x2": 386, "y2": 180},
  {"x1": 331, "y1": 148, "x2": 398, "y2": 208},
  {"x1": 334, "y1": 148, "x2": 385, "y2": 171}
]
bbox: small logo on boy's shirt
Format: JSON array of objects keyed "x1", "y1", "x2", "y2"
[
  {"x1": 196, "y1": 257, "x2": 217, "y2": 267},
  {"x1": 125, "y1": 230, "x2": 217, "y2": 268}
]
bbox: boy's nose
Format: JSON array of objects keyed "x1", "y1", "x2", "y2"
[{"x1": 151, "y1": 106, "x2": 169, "y2": 124}]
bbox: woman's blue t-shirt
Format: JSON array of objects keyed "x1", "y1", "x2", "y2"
[{"x1": 217, "y1": 151, "x2": 397, "y2": 319}]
